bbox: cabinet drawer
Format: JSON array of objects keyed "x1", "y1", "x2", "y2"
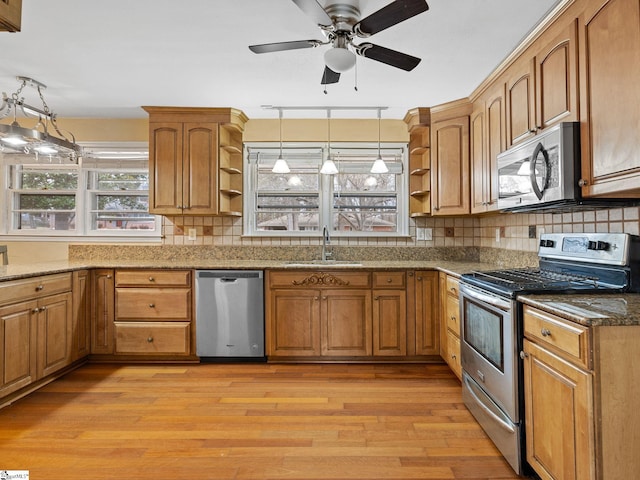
[
  {"x1": 445, "y1": 275, "x2": 460, "y2": 297},
  {"x1": 446, "y1": 329, "x2": 462, "y2": 379},
  {"x1": 523, "y1": 305, "x2": 591, "y2": 368},
  {"x1": 0, "y1": 273, "x2": 72, "y2": 306},
  {"x1": 268, "y1": 270, "x2": 371, "y2": 289},
  {"x1": 115, "y1": 322, "x2": 190, "y2": 355},
  {"x1": 115, "y1": 270, "x2": 191, "y2": 287},
  {"x1": 372, "y1": 271, "x2": 406, "y2": 288},
  {"x1": 116, "y1": 288, "x2": 190, "y2": 320},
  {"x1": 445, "y1": 294, "x2": 461, "y2": 336}
]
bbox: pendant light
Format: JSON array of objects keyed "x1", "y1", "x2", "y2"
[
  {"x1": 320, "y1": 109, "x2": 339, "y2": 175},
  {"x1": 271, "y1": 108, "x2": 290, "y2": 173},
  {"x1": 370, "y1": 108, "x2": 389, "y2": 174},
  {"x1": 0, "y1": 76, "x2": 82, "y2": 162}
]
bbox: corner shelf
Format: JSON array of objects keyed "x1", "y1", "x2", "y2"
[
  {"x1": 218, "y1": 123, "x2": 244, "y2": 216},
  {"x1": 408, "y1": 125, "x2": 431, "y2": 217}
]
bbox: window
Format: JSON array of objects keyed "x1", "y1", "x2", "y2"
[
  {"x1": 1, "y1": 144, "x2": 160, "y2": 238},
  {"x1": 244, "y1": 143, "x2": 407, "y2": 236}
]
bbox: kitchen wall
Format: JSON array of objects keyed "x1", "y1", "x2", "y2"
[{"x1": 3, "y1": 117, "x2": 640, "y2": 262}]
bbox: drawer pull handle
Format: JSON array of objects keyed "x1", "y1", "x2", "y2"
[
  {"x1": 541, "y1": 328, "x2": 552, "y2": 337},
  {"x1": 450, "y1": 287, "x2": 457, "y2": 294},
  {"x1": 148, "y1": 277, "x2": 155, "y2": 282},
  {"x1": 149, "y1": 303, "x2": 155, "y2": 308},
  {"x1": 387, "y1": 278, "x2": 393, "y2": 283},
  {"x1": 147, "y1": 336, "x2": 154, "y2": 343},
  {"x1": 35, "y1": 285, "x2": 44, "y2": 291}
]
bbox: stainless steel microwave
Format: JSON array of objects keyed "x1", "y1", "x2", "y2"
[{"x1": 497, "y1": 122, "x2": 580, "y2": 211}]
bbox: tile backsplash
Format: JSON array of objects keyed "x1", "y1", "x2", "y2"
[{"x1": 161, "y1": 206, "x2": 640, "y2": 252}]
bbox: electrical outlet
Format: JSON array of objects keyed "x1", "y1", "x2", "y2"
[
  {"x1": 416, "y1": 227, "x2": 433, "y2": 241},
  {"x1": 528, "y1": 225, "x2": 537, "y2": 239},
  {"x1": 187, "y1": 228, "x2": 197, "y2": 241},
  {"x1": 445, "y1": 227, "x2": 454, "y2": 238},
  {"x1": 424, "y1": 228, "x2": 432, "y2": 241},
  {"x1": 495, "y1": 227, "x2": 501, "y2": 243}
]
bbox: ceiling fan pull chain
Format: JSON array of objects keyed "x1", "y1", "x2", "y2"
[{"x1": 354, "y1": 57, "x2": 358, "y2": 92}]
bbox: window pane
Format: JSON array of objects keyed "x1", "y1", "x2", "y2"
[
  {"x1": 17, "y1": 212, "x2": 76, "y2": 231},
  {"x1": 17, "y1": 194, "x2": 76, "y2": 210},
  {"x1": 257, "y1": 172, "x2": 319, "y2": 191},
  {"x1": 256, "y1": 212, "x2": 319, "y2": 231},
  {"x1": 335, "y1": 172, "x2": 397, "y2": 192},
  {"x1": 95, "y1": 173, "x2": 149, "y2": 191},
  {"x1": 17, "y1": 170, "x2": 78, "y2": 190},
  {"x1": 334, "y1": 211, "x2": 398, "y2": 232}
]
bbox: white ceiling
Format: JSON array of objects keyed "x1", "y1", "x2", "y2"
[{"x1": 1, "y1": 0, "x2": 561, "y2": 120}]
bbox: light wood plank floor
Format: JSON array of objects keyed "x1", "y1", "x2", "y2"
[{"x1": 0, "y1": 363, "x2": 528, "y2": 479}]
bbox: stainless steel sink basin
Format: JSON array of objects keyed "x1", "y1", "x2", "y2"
[{"x1": 284, "y1": 260, "x2": 363, "y2": 267}]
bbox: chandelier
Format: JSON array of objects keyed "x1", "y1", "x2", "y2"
[{"x1": 0, "y1": 76, "x2": 82, "y2": 162}]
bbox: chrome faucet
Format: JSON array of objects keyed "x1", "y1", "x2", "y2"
[{"x1": 322, "y1": 225, "x2": 333, "y2": 262}]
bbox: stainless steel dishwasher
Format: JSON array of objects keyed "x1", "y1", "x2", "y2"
[{"x1": 195, "y1": 270, "x2": 265, "y2": 360}]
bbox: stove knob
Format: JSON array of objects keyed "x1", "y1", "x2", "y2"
[{"x1": 588, "y1": 241, "x2": 610, "y2": 251}]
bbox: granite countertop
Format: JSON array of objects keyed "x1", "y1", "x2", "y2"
[
  {"x1": 0, "y1": 259, "x2": 493, "y2": 282},
  {"x1": 519, "y1": 294, "x2": 640, "y2": 327}
]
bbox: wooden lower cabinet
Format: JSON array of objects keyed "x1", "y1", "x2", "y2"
[
  {"x1": 72, "y1": 270, "x2": 91, "y2": 361},
  {"x1": 267, "y1": 269, "x2": 439, "y2": 362},
  {"x1": 439, "y1": 272, "x2": 461, "y2": 379},
  {"x1": 113, "y1": 270, "x2": 194, "y2": 359},
  {"x1": 522, "y1": 304, "x2": 640, "y2": 480},
  {"x1": 0, "y1": 273, "x2": 73, "y2": 400},
  {"x1": 91, "y1": 269, "x2": 115, "y2": 355}
]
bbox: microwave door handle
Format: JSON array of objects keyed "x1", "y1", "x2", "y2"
[{"x1": 530, "y1": 142, "x2": 550, "y2": 200}]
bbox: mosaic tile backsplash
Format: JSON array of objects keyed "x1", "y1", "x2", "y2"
[{"x1": 160, "y1": 206, "x2": 640, "y2": 253}]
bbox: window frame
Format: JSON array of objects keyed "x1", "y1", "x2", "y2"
[
  {"x1": 244, "y1": 141, "x2": 408, "y2": 237},
  {"x1": 0, "y1": 142, "x2": 162, "y2": 240}
]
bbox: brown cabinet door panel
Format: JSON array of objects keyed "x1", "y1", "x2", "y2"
[
  {"x1": 268, "y1": 290, "x2": 321, "y2": 356},
  {"x1": 322, "y1": 290, "x2": 372, "y2": 356},
  {"x1": 149, "y1": 123, "x2": 183, "y2": 214},
  {"x1": 373, "y1": 290, "x2": 407, "y2": 356}
]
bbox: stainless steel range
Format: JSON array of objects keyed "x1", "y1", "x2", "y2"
[{"x1": 458, "y1": 232, "x2": 640, "y2": 475}]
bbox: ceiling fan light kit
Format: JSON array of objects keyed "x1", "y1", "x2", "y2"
[
  {"x1": 249, "y1": 0, "x2": 429, "y2": 86},
  {"x1": 0, "y1": 76, "x2": 82, "y2": 162}
]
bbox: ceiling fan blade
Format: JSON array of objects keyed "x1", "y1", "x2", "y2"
[
  {"x1": 356, "y1": 43, "x2": 421, "y2": 71},
  {"x1": 291, "y1": 0, "x2": 333, "y2": 26},
  {"x1": 249, "y1": 40, "x2": 323, "y2": 54},
  {"x1": 321, "y1": 66, "x2": 340, "y2": 85},
  {"x1": 354, "y1": 0, "x2": 429, "y2": 37}
]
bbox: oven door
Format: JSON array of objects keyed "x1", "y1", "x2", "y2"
[{"x1": 459, "y1": 283, "x2": 519, "y2": 422}]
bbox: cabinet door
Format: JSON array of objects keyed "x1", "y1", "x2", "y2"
[
  {"x1": 91, "y1": 269, "x2": 115, "y2": 354},
  {"x1": 535, "y1": 20, "x2": 579, "y2": 129},
  {"x1": 579, "y1": 0, "x2": 640, "y2": 197},
  {"x1": 431, "y1": 116, "x2": 470, "y2": 215},
  {"x1": 72, "y1": 270, "x2": 91, "y2": 361},
  {"x1": 0, "y1": 300, "x2": 37, "y2": 397},
  {"x1": 183, "y1": 122, "x2": 219, "y2": 214},
  {"x1": 372, "y1": 289, "x2": 407, "y2": 356},
  {"x1": 37, "y1": 292, "x2": 72, "y2": 378},
  {"x1": 485, "y1": 87, "x2": 505, "y2": 210},
  {"x1": 470, "y1": 105, "x2": 487, "y2": 213},
  {"x1": 322, "y1": 289, "x2": 372, "y2": 356},
  {"x1": 148, "y1": 122, "x2": 184, "y2": 215},
  {"x1": 0, "y1": 0, "x2": 21, "y2": 31},
  {"x1": 267, "y1": 289, "x2": 321, "y2": 357},
  {"x1": 506, "y1": 56, "x2": 536, "y2": 145},
  {"x1": 523, "y1": 339, "x2": 595, "y2": 480},
  {"x1": 414, "y1": 271, "x2": 439, "y2": 356}
]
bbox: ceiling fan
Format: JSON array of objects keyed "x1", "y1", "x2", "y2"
[{"x1": 248, "y1": 0, "x2": 429, "y2": 85}]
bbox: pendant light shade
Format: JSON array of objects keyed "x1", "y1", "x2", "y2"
[
  {"x1": 272, "y1": 108, "x2": 290, "y2": 173},
  {"x1": 370, "y1": 108, "x2": 388, "y2": 174},
  {"x1": 320, "y1": 109, "x2": 338, "y2": 175}
]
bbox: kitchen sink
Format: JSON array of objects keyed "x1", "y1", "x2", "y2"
[{"x1": 284, "y1": 260, "x2": 363, "y2": 267}]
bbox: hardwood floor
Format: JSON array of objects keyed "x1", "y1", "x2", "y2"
[{"x1": 0, "y1": 363, "x2": 525, "y2": 479}]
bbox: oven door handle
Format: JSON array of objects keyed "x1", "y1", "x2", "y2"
[
  {"x1": 459, "y1": 284, "x2": 512, "y2": 311},
  {"x1": 463, "y1": 373, "x2": 516, "y2": 434}
]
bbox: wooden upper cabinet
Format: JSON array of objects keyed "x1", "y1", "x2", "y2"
[
  {"x1": 471, "y1": 83, "x2": 504, "y2": 214},
  {"x1": 506, "y1": 56, "x2": 536, "y2": 146},
  {"x1": 0, "y1": 0, "x2": 21, "y2": 31},
  {"x1": 578, "y1": 0, "x2": 640, "y2": 197},
  {"x1": 431, "y1": 105, "x2": 471, "y2": 216},
  {"x1": 534, "y1": 19, "x2": 579, "y2": 129},
  {"x1": 143, "y1": 107, "x2": 247, "y2": 215}
]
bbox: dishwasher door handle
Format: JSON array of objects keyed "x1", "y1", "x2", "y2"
[{"x1": 220, "y1": 278, "x2": 238, "y2": 283}]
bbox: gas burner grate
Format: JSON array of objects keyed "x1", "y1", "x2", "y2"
[{"x1": 470, "y1": 267, "x2": 602, "y2": 290}]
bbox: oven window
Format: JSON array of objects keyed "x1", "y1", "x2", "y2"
[{"x1": 463, "y1": 298, "x2": 504, "y2": 371}]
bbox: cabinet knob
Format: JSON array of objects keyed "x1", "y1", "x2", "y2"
[
  {"x1": 578, "y1": 179, "x2": 588, "y2": 187},
  {"x1": 39, "y1": 306, "x2": 47, "y2": 312},
  {"x1": 408, "y1": 272, "x2": 414, "y2": 277},
  {"x1": 374, "y1": 296, "x2": 379, "y2": 300},
  {"x1": 450, "y1": 287, "x2": 457, "y2": 294},
  {"x1": 149, "y1": 303, "x2": 155, "y2": 308},
  {"x1": 417, "y1": 276, "x2": 422, "y2": 281},
  {"x1": 451, "y1": 354, "x2": 457, "y2": 360},
  {"x1": 35, "y1": 285, "x2": 44, "y2": 291},
  {"x1": 450, "y1": 315, "x2": 456, "y2": 322},
  {"x1": 32, "y1": 308, "x2": 40, "y2": 314},
  {"x1": 147, "y1": 336, "x2": 154, "y2": 343},
  {"x1": 322, "y1": 296, "x2": 327, "y2": 300},
  {"x1": 314, "y1": 296, "x2": 319, "y2": 301},
  {"x1": 387, "y1": 278, "x2": 393, "y2": 283},
  {"x1": 148, "y1": 277, "x2": 155, "y2": 282},
  {"x1": 541, "y1": 328, "x2": 552, "y2": 337},
  {"x1": 106, "y1": 274, "x2": 112, "y2": 279},
  {"x1": 520, "y1": 351, "x2": 529, "y2": 359}
]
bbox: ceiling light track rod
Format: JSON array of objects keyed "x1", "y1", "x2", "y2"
[{"x1": 262, "y1": 105, "x2": 387, "y2": 114}]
